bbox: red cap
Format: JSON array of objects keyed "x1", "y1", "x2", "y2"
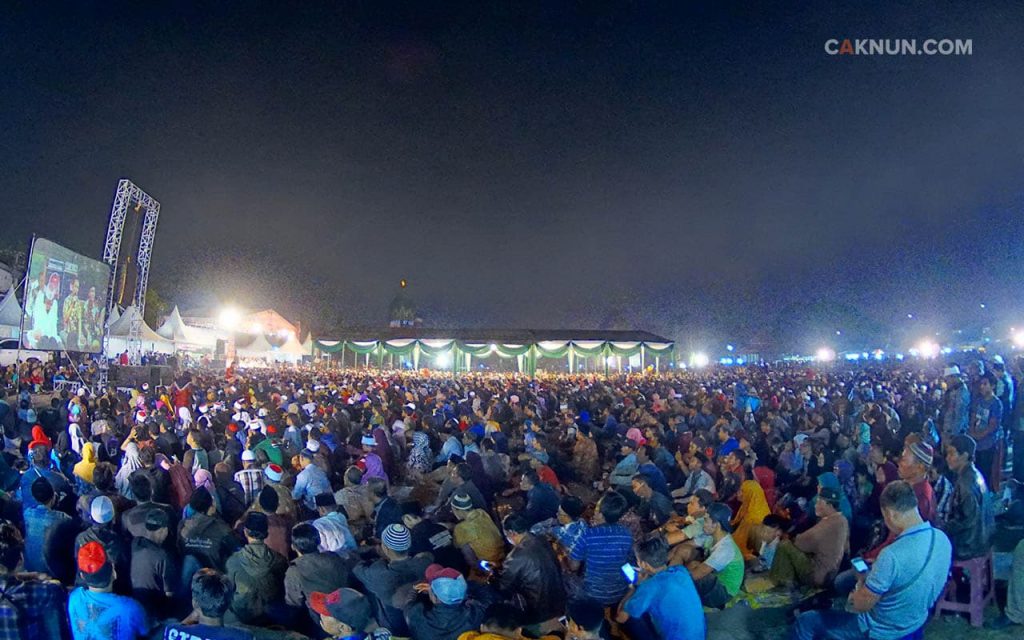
[
  {"x1": 425, "y1": 563, "x2": 461, "y2": 582},
  {"x1": 309, "y1": 589, "x2": 339, "y2": 618},
  {"x1": 227, "y1": 423, "x2": 239, "y2": 433},
  {"x1": 77, "y1": 541, "x2": 108, "y2": 574},
  {"x1": 266, "y1": 424, "x2": 278, "y2": 434}
]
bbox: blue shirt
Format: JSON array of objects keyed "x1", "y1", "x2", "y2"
[
  {"x1": 570, "y1": 524, "x2": 634, "y2": 605},
  {"x1": 292, "y1": 463, "x2": 332, "y2": 511},
  {"x1": 624, "y1": 566, "x2": 705, "y2": 640},
  {"x1": 970, "y1": 395, "x2": 1003, "y2": 450},
  {"x1": 68, "y1": 588, "x2": 147, "y2": 640},
  {"x1": 859, "y1": 523, "x2": 952, "y2": 639}
]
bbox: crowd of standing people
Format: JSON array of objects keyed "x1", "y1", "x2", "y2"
[{"x1": 0, "y1": 356, "x2": 1022, "y2": 640}]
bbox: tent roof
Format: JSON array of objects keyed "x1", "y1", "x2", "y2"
[
  {"x1": 108, "y1": 305, "x2": 172, "y2": 344},
  {"x1": 237, "y1": 332, "x2": 274, "y2": 355},
  {"x1": 0, "y1": 286, "x2": 22, "y2": 327},
  {"x1": 156, "y1": 305, "x2": 210, "y2": 344},
  {"x1": 314, "y1": 327, "x2": 672, "y2": 344},
  {"x1": 106, "y1": 305, "x2": 120, "y2": 327},
  {"x1": 279, "y1": 332, "x2": 308, "y2": 356}
]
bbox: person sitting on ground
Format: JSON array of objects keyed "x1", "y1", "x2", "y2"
[
  {"x1": 406, "y1": 564, "x2": 485, "y2": 640},
  {"x1": 519, "y1": 468, "x2": 560, "y2": 527},
  {"x1": 568, "y1": 491, "x2": 633, "y2": 608},
  {"x1": 312, "y1": 492, "x2": 358, "y2": 553},
  {"x1": 458, "y1": 602, "x2": 561, "y2": 640},
  {"x1": 664, "y1": 489, "x2": 715, "y2": 565},
  {"x1": 768, "y1": 486, "x2": 849, "y2": 589},
  {"x1": 351, "y1": 523, "x2": 430, "y2": 636},
  {"x1": 498, "y1": 513, "x2": 566, "y2": 631},
  {"x1": 179, "y1": 487, "x2": 242, "y2": 572},
  {"x1": 452, "y1": 490, "x2": 505, "y2": 566},
  {"x1": 616, "y1": 534, "x2": 706, "y2": 640},
  {"x1": 631, "y1": 473, "x2": 674, "y2": 530},
  {"x1": 68, "y1": 541, "x2": 148, "y2": 640},
  {"x1": 309, "y1": 587, "x2": 392, "y2": 640},
  {"x1": 792, "y1": 481, "x2": 952, "y2": 640},
  {"x1": 687, "y1": 502, "x2": 744, "y2": 609},
  {"x1": 165, "y1": 568, "x2": 255, "y2": 640}
]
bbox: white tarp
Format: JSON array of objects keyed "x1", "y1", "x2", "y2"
[{"x1": 0, "y1": 286, "x2": 22, "y2": 338}]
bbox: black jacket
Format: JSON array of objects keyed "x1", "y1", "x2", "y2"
[
  {"x1": 498, "y1": 533, "x2": 565, "y2": 624},
  {"x1": 406, "y1": 598, "x2": 485, "y2": 640}
]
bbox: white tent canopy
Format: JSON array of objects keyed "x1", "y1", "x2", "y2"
[
  {"x1": 271, "y1": 332, "x2": 309, "y2": 362},
  {"x1": 105, "y1": 305, "x2": 175, "y2": 355},
  {"x1": 106, "y1": 305, "x2": 121, "y2": 328},
  {"x1": 156, "y1": 305, "x2": 217, "y2": 349},
  {"x1": 0, "y1": 286, "x2": 22, "y2": 339},
  {"x1": 237, "y1": 333, "x2": 274, "y2": 358}
]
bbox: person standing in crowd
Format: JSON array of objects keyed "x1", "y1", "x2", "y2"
[
  {"x1": 942, "y1": 434, "x2": 993, "y2": 560},
  {"x1": 224, "y1": 512, "x2": 287, "y2": 625},
  {"x1": 969, "y1": 372, "x2": 1005, "y2": 491},
  {"x1": 165, "y1": 569, "x2": 256, "y2": 640},
  {"x1": 0, "y1": 521, "x2": 67, "y2": 638},
  {"x1": 68, "y1": 542, "x2": 148, "y2": 640}
]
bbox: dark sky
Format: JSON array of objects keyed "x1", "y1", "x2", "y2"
[{"x1": 3, "y1": 1, "x2": 1023, "y2": 353}]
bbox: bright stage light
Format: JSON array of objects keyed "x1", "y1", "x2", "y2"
[
  {"x1": 916, "y1": 340, "x2": 940, "y2": 359},
  {"x1": 1013, "y1": 331, "x2": 1024, "y2": 348},
  {"x1": 691, "y1": 353, "x2": 710, "y2": 368},
  {"x1": 434, "y1": 352, "x2": 452, "y2": 368},
  {"x1": 815, "y1": 347, "x2": 836, "y2": 362},
  {"x1": 605, "y1": 356, "x2": 616, "y2": 366},
  {"x1": 218, "y1": 307, "x2": 242, "y2": 331}
]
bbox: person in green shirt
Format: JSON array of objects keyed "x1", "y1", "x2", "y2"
[{"x1": 686, "y1": 502, "x2": 744, "y2": 608}]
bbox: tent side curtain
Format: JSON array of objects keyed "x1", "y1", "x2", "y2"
[
  {"x1": 382, "y1": 339, "x2": 417, "y2": 356},
  {"x1": 570, "y1": 340, "x2": 606, "y2": 356},
  {"x1": 642, "y1": 342, "x2": 674, "y2": 354},
  {"x1": 417, "y1": 340, "x2": 455, "y2": 357},
  {"x1": 456, "y1": 342, "x2": 493, "y2": 357},
  {"x1": 347, "y1": 341, "x2": 380, "y2": 355},
  {"x1": 607, "y1": 341, "x2": 641, "y2": 357},
  {"x1": 313, "y1": 340, "x2": 346, "y2": 354},
  {"x1": 494, "y1": 343, "x2": 531, "y2": 358},
  {"x1": 535, "y1": 341, "x2": 570, "y2": 358}
]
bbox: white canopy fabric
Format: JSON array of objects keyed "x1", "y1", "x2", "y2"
[
  {"x1": 270, "y1": 333, "x2": 309, "y2": 362},
  {"x1": 156, "y1": 306, "x2": 217, "y2": 348},
  {"x1": 104, "y1": 305, "x2": 175, "y2": 355},
  {"x1": 237, "y1": 333, "x2": 275, "y2": 357},
  {"x1": 106, "y1": 305, "x2": 121, "y2": 328},
  {"x1": 0, "y1": 286, "x2": 22, "y2": 338}
]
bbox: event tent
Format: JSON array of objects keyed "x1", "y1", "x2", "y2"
[
  {"x1": 105, "y1": 305, "x2": 175, "y2": 355},
  {"x1": 156, "y1": 306, "x2": 217, "y2": 349},
  {"x1": 0, "y1": 286, "x2": 22, "y2": 339},
  {"x1": 271, "y1": 332, "x2": 310, "y2": 363},
  {"x1": 236, "y1": 333, "x2": 275, "y2": 359}
]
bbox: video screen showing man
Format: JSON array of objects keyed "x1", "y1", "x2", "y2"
[{"x1": 21, "y1": 238, "x2": 109, "y2": 353}]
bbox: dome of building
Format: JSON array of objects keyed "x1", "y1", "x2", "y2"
[{"x1": 388, "y1": 279, "x2": 419, "y2": 327}]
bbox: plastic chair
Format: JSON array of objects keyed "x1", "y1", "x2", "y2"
[{"x1": 932, "y1": 552, "x2": 995, "y2": 627}]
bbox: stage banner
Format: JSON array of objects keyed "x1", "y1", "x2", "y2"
[{"x1": 22, "y1": 238, "x2": 111, "y2": 353}]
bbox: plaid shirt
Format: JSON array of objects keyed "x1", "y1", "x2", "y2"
[
  {"x1": 234, "y1": 468, "x2": 265, "y2": 507},
  {"x1": 0, "y1": 575, "x2": 66, "y2": 640}
]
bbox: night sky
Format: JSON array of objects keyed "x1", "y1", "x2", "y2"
[{"x1": 3, "y1": 2, "x2": 1023, "y2": 353}]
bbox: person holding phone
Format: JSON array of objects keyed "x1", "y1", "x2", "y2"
[{"x1": 616, "y1": 535, "x2": 706, "y2": 640}]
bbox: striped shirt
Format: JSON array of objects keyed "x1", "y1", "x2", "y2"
[
  {"x1": 569, "y1": 523, "x2": 634, "y2": 604},
  {"x1": 233, "y1": 468, "x2": 264, "y2": 507}
]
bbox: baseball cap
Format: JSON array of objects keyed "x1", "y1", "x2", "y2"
[
  {"x1": 706, "y1": 503, "x2": 733, "y2": 533},
  {"x1": 90, "y1": 496, "x2": 115, "y2": 524},
  {"x1": 309, "y1": 588, "x2": 372, "y2": 630},
  {"x1": 360, "y1": 435, "x2": 377, "y2": 447},
  {"x1": 944, "y1": 365, "x2": 961, "y2": 377},
  {"x1": 425, "y1": 564, "x2": 467, "y2": 604},
  {"x1": 381, "y1": 524, "x2": 411, "y2": 552},
  {"x1": 77, "y1": 541, "x2": 112, "y2": 585}
]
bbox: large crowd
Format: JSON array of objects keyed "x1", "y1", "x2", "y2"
[{"x1": 0, "y1": 356, "x2": 1023, "y2": 640}]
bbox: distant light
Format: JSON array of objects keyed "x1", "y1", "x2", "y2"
[
  {"x1": 940, "y1": 347, "x2": 953, "y2": 355},
  {"x1": 434, "y1": 352, "x2": 452, "y2": 368},
  {"x1": 726, "y1": 344, "x2": 734, "y2": 352},
  {"x1": 873, "y1": 350, "x2": 885, "y2": 361},
  {"x1": 895, "y1": 353, "x2": 905, "y2": 360},
  {"x1": 605, "y1": 356, "x2": 616, "y2": 366},
  {"x1": 845, "y1": 353, "x2": 860, "y2": 361},
  {"x1": 1013, "y1": 331, "x2": 1024, "y2": 348},
  {"x1": 835, "y1": 330, "x2": 842, "y2": 336},
  {"x1": 720, "y1": 357, "x2": 734, "y2": 365},
  {"x1": 691, "y1": 352, "x2": 710, "y2": 368},
  {"x1": 907, "y1": 314, "x2": 914, "y2": 319},
  {"x1": 916, "y1": 340, "x2": 940, "y2": 359},
  {"x1": 980, "y1": 303, "x2": 987, "y2": 309},
  {"x1": 218, "y1": 307, "x2": 242, "y2": 331},
  {"x1": 815, "y1": 347, "x2": 836, "y2": 362},
  {"x1": 736, "y1": 358, "x2": 745, "y2": 365}
]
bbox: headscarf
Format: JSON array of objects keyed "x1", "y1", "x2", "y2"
[
  {"x1": 734, "y1": 479, "x2": 771, "y2": 525},
  {"x1": 193, "y1": 468, "x2": 215, "y2": 495},
  {"x1": 73, "y1": 442, "x2": 98, "y2": 484},
  {"x1": 752, "y1": 466, "x2": 778, "y2": 510},
  {"x1": 408, "y1": 431, "x2": 432, "y2": 473},
  {"x1": 359, "y1": 451, "x2": 388, "y2": 486},
  {"x1": 816, "y1": 471, "x2": 852, "y2": 520},
  {"x1": 115, "y1": 442, "x2": 143, "y2": 499}
]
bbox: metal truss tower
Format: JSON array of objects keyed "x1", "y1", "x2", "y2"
[{"x1": 100, "y1": 179, "x2": 160, "y2": 376}]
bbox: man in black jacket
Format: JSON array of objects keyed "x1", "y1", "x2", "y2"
[
  {"x1": 497, "y1": 513, "x2": 566, "y2": 629},
  {"x1": 406, "y1": 563, "x2": 485, "y2": 640}
]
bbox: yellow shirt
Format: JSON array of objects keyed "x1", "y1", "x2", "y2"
[{"x1": 454, "y1": 508, "x2": 505, "y2": 563}]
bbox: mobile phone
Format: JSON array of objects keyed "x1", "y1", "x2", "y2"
[
  {"x1": 479, "y1": 560, "x2": 494, "y2": 571},
  {"x1": 851, "y1": 557, "x2": 869, "y2": 573},
  {"x1": 621, "y1": 563, "x2": 637, "y2": 583}
]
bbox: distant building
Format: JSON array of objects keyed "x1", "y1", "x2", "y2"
[{"x1": 388, "y1": 279, "x2": 422, "y2": 328}]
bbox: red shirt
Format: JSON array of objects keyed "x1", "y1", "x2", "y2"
[{"x1": 538, "y1": 465, "x2": 560, "y2": 489}]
